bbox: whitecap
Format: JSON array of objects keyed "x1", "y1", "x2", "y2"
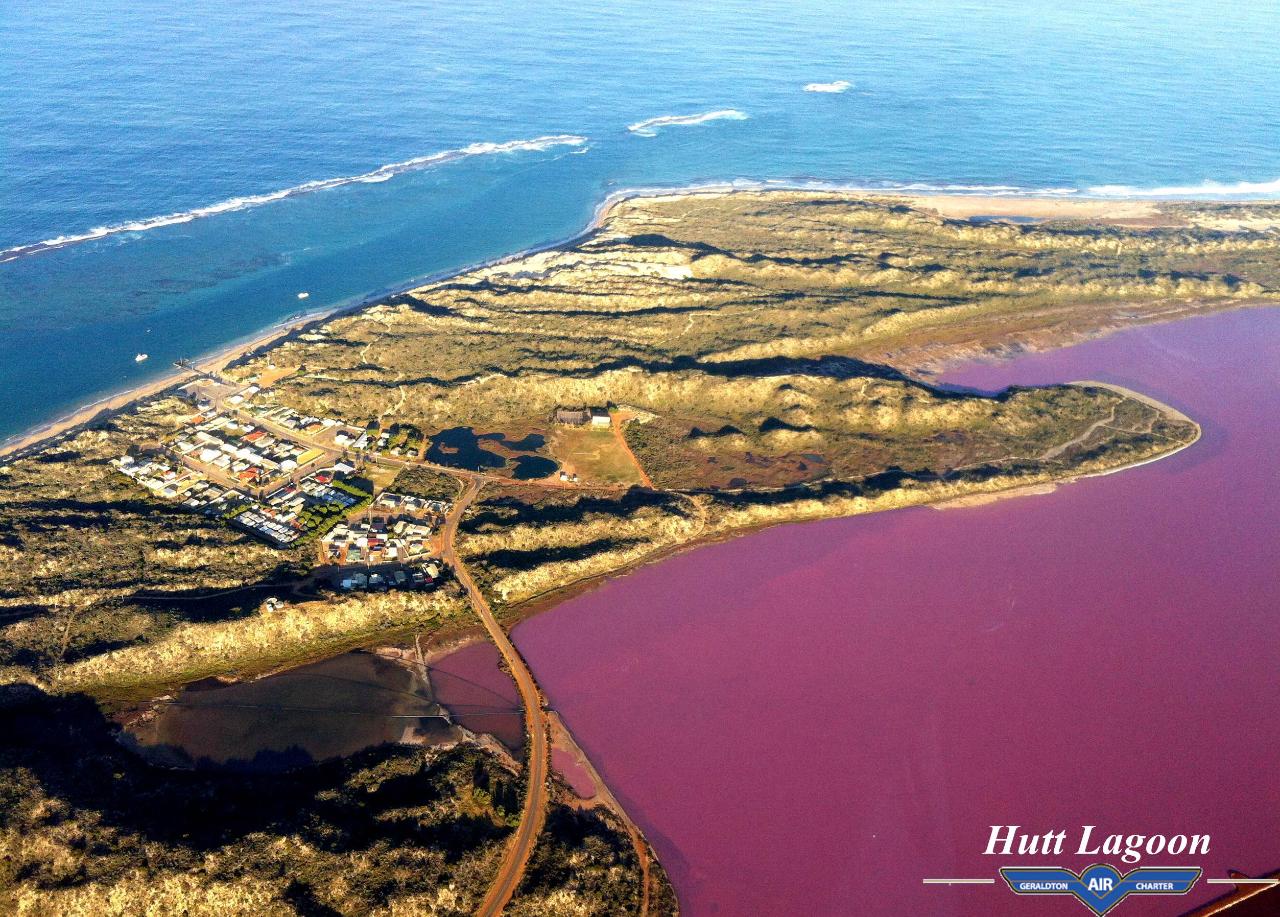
[
  {"x1": 0, "y1": 134, "x2": 588, "y2": 264},
  {"x1": 598, "y1": 178, "x2": 1081, "y2": 203},
  {"x1": 1088, "y1": 177, "x2": 1280, "y2": 198},
  {"x1": 627, "y1": 110, "x2": 748, "y2": 137},
  {"x1": 803, "y1": 80, "x2": 852, "y2": 93}
]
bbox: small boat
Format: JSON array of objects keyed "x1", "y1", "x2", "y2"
[
  {"x1": 297, "y1": 291, "x2": 310, "y2": 300},
  {"x1": 135, "y1": 353, "x2": 148, "y2": 363}
]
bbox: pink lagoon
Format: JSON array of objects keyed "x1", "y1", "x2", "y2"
[{"x1": 513, "y1": 308, "x2": 1280, "y2": 916}]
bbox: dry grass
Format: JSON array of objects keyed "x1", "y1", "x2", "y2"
[
  {"x1": 3, "y1": 190, "x2": 1236, "y2": 694},
  {"x1": 0, "y1": 401, "x2": 301, "y2": 684},
  {"x1": 458, "y1": 489, "x2": 699, "y2": 607},
  {"x1": 547, "y1": 426, "x2": 645, "y2": 485},
  {"x1": 0, "y1": 689, "x2": 524, "y2": 917},
  {"x1": 226, "y1": 191, "x2": 1279, "y2": 436},
  {"x1": 52, "y1": 587, "x2": 469, "y2": 700}
]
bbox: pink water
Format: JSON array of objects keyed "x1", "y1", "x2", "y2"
[
  {"x1": 429, "y1": 640, "x2": 524, "y2": 755},
  {"x1": 551, "y1": 746, "x2": 599, "y2": 798},
  {"x1": 513, "y1": 308, "x2": 1280, "y2": 916}
]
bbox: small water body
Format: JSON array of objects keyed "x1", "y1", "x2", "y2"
[
  {"x1": 425, "y1": 427, "x2": 508, "y2": 471},
  {"x1": 5, "y1": 0, "x2": 1280, "y2": 440},
  {"x1": 966, "y1": 214, "x2": 1040, "y2": 224},
  {"x1": 125, "y1": 640, "x2": 524, "y2": 771},
  {"x1": 511, "y1": 455, "x2": 560, "y2": 480},
  {"x1": 513, "y1": 308, "x2": 1280, "y2": 916},
  {"x1": 428, "y1": 639, "x2": 525, "y2": 756},
  {"x1": 424, "y1": 427, "x2": 559, "y2": 479},
  {"x1": 551, "y1": 747, "x2": 598, "y2": 799},
  {"x1": 124, "y1": 651, "x2": 447, "y2": 771}
]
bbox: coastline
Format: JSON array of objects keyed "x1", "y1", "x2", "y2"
[
  {"x1": 0, "y1": 197, "x2": 619, "y2": 464},
  {"x1": 495, "y1": 383, "x2": 1202, "y2": 625},
  {"x1": 930, "y1": 382, "x2": 1203, "y2": 509},
  {"x1": 2, "y1": 183, "x2": 1269, "y2": 465},
  {"x1": 11, "y1": 184, "x2": 1219, "y2": 710},
  {"x1": 0, "y1": 314, "x2": 324, "y2": 463}
]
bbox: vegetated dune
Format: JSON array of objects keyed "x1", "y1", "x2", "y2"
[
  {"x1": 455, "y1": 389, "x2": 1192, "y2": 618},
  {"x1": 0, "y1": 401, "x2": 302, "y2": 686},
  {"x1": 2, "y1": 188, "x2": 1270, "y2": 917},
  {"x1": 51, "y1": 585, "x2": 469, "y2": 700},
  {"x1": 229, "y1": 191, "x2": 1279, "y2": 434},
  {"x1": 0, "y1": 684, "x2": 664, "y2": 917},
  {"x1": 458, "y1": 488, "x2": 702, "y2": 608},
  {"x1": 7, "y1": 190, "x2": 1259, "y2": 691}
]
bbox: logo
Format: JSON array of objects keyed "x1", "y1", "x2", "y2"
[{"x1": 1000, "y1": 864, "x2": 1202, "y2": 915}]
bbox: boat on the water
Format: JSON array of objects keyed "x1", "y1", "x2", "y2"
[
  {"x1": 297, "y1": 291, "x2": 310, "y2": 300},
  {"x1": 134, "y1": 353, "x2": 148, "y2": 363}
]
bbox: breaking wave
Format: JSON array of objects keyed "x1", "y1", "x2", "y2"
[
  {"x1": 803, "y1": 80, "x2": 852, "y2": 93},
  {"x1": 1088, "y1": 177, "x2": 1280, "y2": 198},
  {"x1": 627, "y1": 110, "x2": 748, "y2": 137},
  {"x1": 0, "y1": 134, "x2": 588, "y2": 264}
]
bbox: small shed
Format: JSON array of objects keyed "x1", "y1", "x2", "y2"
[{"x1": 554, "y1": 408, "x2": 590, "y2": 426}]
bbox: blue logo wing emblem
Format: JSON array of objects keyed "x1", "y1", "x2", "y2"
[{"x1": 1000, "y1": 864, "x2": 1201, "y2": 915}]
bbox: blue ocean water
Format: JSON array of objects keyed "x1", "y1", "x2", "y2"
[{"x1": 3, "y1": 0, "x2": 1279, "y2": 440}]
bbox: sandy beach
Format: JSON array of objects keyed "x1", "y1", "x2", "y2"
[
  {"x1": 0, "y1": 313, "x2": 324, "y2": 463},
  {"x1": 893, "y1": 193, "x2": 1163, "y2": 222},
  {"x1": 0, "y1": 200, "x2": 623, "y2": 465}
]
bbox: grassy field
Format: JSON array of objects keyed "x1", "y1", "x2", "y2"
[{"x1": 547, "y1": 425, "x2": 645, "y2": 485}]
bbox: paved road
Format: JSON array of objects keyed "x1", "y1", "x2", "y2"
[
  {"x1": 229, "y1": 402, "x2": 645, "y2": 913},
  {"x1": 442, "y1": 478, "x2": 550, "y2": 916}
]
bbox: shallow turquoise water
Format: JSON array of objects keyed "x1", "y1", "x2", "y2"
[{"x1": 3, "y1": 0, "x2": 1279, "y2": 438}]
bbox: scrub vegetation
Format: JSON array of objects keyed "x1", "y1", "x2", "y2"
[
  {"x1": 390, "y1": 465, "x2": 464, "y2": 502},
  {"x1": 228, "y1": 191, "x2": 1279, "y2": 437},
  {"x1": 0, "y1": 403, "x2": 308, "y2": 686},
  {"x1": 458, "y1": 487, "x2": 701, "y2": 610},
  {"x1": 5, "y1": 190, "x2": 1262, "y2": 689},
  {"x1": 4, "y1": 190, "x2": 1275, "y2": 914},
  {"x1": 509, "y1": 805, "x2": 674, "y2": 917},
  {"x1": 0, "y1": 684, "x2": 666, "y2": 917},
  {"x1": 0, "y1": 403, "x2": 471, "y2": 702}
]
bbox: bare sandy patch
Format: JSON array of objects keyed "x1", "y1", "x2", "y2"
[{"x1": 893, "y1": 194, "x2": 1163, "y2": 224}]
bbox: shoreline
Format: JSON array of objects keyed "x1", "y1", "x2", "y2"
[
  {"x1": 931, "y1": 381, "x2": 1203, "y2": 509},
  {"x1": 2, "y1": 183, "x2": 1270, "y2": 464},
  {"x1": 77, "y1": 377, "x2": 1204, "y2": 705},
  {"x1": 0, "y1": 314, "x2": 327, "y2": 463},
  {"x1": 0, "y1": 200, "x2": 619, "y2": 464},
  {"x1": 496, "y1": 382, "x2": 1201, "y2": 625}
]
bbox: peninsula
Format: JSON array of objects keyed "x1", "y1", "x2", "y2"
[{"x1": 3, "y1": 189, "x2": 1279, "y2": 916}]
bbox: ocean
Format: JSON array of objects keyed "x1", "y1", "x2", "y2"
[{"x1": 3, "y1": 0, "x2": 1280, "y2": 440}]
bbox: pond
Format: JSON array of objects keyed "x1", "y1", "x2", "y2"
[
  {"x1": 124, "y1": 640, "x2": 525, "y2": 771},
  {"x1": 424, "y1": 426, "x2": 558, "y2": 479}
]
